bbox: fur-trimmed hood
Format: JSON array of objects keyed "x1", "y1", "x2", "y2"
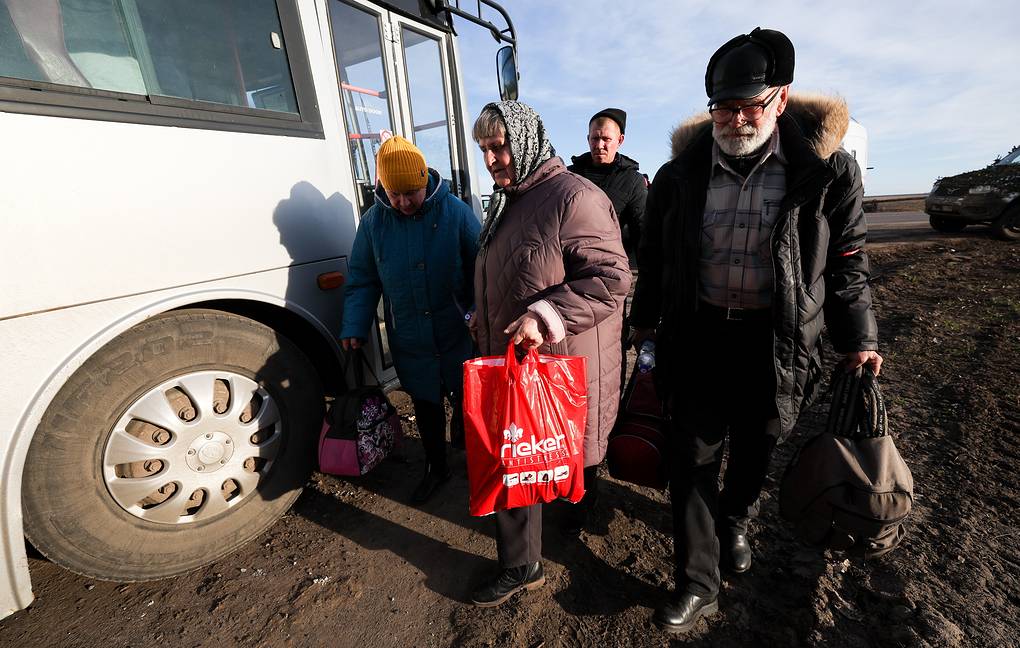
[{"x1": 669, "y1": 92, "x2": 850, "y2": 160}]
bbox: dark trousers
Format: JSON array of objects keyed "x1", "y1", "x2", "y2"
[
  {"x1": 411, "y1": 390, "x2": 461, "y2": 473},
  {"x1": 495, "y1": 504, "x2": 543, "y2": 567},
  {"x1": 668, "y1": 307, "x2": 780, "y2": 598},
  {"x1": 566, "y1": 465, "x2": 601, "y2": 528},
  {"x1": 495, "y1": 464, "x2": 600, "y2": 567}
]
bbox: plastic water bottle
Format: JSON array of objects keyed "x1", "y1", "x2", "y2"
[{"x1": 636, "y1": 340, "x2": 656, "y2": 373}]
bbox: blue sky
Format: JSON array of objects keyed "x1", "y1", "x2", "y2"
[{"x1": 454, "y1": 0, "x2": 1020, "y2": 196}]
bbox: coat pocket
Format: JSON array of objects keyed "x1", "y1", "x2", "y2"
[
  {"x1": 543, "y1": 339, "x2": 568, "y2": 356},
  {"x1": 800, "y1": 347, "x2": 824, "y2": 412}
]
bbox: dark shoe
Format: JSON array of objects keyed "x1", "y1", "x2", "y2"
[
  {"x1": 721, "y1": 531, "x2": 752, "y2": 574},
  {"x1": 563, "y1": 520, "x2": 584, "y2": 538},
  {"x1": 653, "y1": 592, "x2": 719, "y2": 634},
  {"x1": 411, "y1": 466, "x2": 451, "y2": 504},
  {"x1": 562, "y1": 507, "x2": 586, "y2": 538},
  {"x1": 562, "y1": 489, "x2": 600, "y2": 537},
  {"x1": 470, "y1": 562, "x2": 544, "y2": 607}
]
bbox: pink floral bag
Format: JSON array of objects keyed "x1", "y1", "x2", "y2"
[{"x1": 318, "y1": 353, "x2": 402, "y2": 476}]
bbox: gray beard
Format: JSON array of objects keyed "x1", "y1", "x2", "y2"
[{"x1": 713, "y1": 117, "x2": 777, "y2": 156}]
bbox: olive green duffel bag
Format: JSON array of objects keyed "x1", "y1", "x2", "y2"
[{"x1": 779, "y1": 365, "x2": 913, "y2": 558}]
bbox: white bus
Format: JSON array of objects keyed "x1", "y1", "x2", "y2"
[
  {"x1": 842, "y1": 117, "x2": 869, "y2": 189},
  {"x1": 0, "y1": 0, "x2": 517, "y2": 618}
]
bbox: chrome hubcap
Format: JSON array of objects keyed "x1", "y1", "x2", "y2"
[{"x1": 102, "y1": 371, "x2": 283, "y2": 525}]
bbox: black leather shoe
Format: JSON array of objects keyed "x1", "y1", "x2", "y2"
[
  {"x1": 562, "y1": 490, "x2": 600, "y2": 537},
  {"x1": 563, "y1": 519, "x2": 584, "y2": 538},
  {"x1": 470, "y1": 562, "x2": 544, "y2": 607},
  {"x1": 721, "y1": 531, "x2": 752, "y2": 573},
  {"x1": 562, "y1": 506, "x2": 586, "y2": 537},
  {"x1": 653, "y1": 592, "x2": 719, "y2": 633},
  {"x1": 411, "y1": 466, "x2": 451, "y2": 504}
]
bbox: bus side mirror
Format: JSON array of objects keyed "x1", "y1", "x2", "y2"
[{"x1": 496, "y1": 45, "x2": 518, "y2": 101}]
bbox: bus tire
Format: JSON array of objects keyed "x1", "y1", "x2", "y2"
[{"x1": 22, "y1": 309, "x2": 323, "y2": 581}]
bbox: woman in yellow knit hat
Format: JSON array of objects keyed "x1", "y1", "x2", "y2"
[{"x1": 341, "y1": 136, "x2": 480, "y2": 503}]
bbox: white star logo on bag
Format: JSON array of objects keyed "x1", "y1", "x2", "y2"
[{"x1": 503, "y1": 423, "x2": 524, "y2": 442}]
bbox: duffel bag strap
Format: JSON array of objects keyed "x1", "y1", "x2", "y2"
[
  {"x1": 344, "y1": 347, "x2": 382, "y2": 390},
  {"x1": 826, "y1": 365, "x2": 889, "y2": 440},
  {"x1": 858, "y1": 367, "x2": 888, "y2": 438}
]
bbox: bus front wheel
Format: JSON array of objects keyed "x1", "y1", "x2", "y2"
[{"x1": 22, "y1": 309, "x2": 323, "y2": 581}]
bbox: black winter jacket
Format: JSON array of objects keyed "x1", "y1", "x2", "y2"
[
  {"x1": 568, "y1": 152, "x2": 647, "y2": 260},
  {"x1": 630, "y1": 93, "x2": 879, "y2": 438}
]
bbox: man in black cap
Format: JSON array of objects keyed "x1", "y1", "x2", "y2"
[
  {"x1": 630, "y1": 27, "x2": 883, "y2": 633},
  {"x1": 569, "y1": 108, "x2": 647, "y2": 266},
  {"x1": 566, "y1": 108, "x2": 647, "y2": 537}
]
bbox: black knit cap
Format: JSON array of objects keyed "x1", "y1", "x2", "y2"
[
  {"x1": 589, "y1": 107, "x2": 627, "y2": 134},
  {"x1": 705, "y1": 27, "x2": 794, "y2": 105}
]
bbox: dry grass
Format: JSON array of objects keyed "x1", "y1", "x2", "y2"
[{"x1": 863, "y1": 196, "x2": 927, "y2": 213}]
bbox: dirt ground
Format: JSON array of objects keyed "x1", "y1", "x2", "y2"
[{"x1": 2, "y1": 236, "x2": 1018, "y2": 648}]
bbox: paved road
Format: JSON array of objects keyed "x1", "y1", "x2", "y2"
[{"x1": 866, "y1": 211, "x2": 993, "y2": 247}]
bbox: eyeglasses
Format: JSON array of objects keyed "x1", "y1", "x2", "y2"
[{"x1": 709, "y1": 87, "x2": 782, "y2": 124}]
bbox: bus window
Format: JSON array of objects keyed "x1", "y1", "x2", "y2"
[
  {"x1": 400, "y1": 27, "x2": 455, "y2": 193},
  {"x1": 1, "y1": 0, "x2": 136, "y2": 90},
  {"x1": 135, "y1": 1, "x2": 298, "y2": 112},
  {"x1": 0, "y1": 0, "x2": 298, "y2": 114},
  {"x1": 328, "y1": 1, "x2": 395, "y2": 212}
]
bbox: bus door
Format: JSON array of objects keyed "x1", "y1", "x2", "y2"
[
  {"x1": 327, "y1": 0, "x2": 402, "y2": 217},
  {"x1": 387, "y1": 13, "x2": 462, "y2": 201},
  {"x1": 328, "y1": 0, "x2": 464, "y2": 207}
]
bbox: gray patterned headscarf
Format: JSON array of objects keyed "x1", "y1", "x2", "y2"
[{"x1": 478, "y1": 100, "x2": 556, "y2": 249}]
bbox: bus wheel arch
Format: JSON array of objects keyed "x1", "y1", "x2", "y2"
[
  {"x1": 21, "y1": 309, "x2": 323, "y2": 581},
  {"x1": 184, "y1": 299, "x2": 344, "y2": 397}
]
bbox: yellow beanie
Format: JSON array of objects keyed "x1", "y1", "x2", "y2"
[{"x1": 376, "y1": 136, "x2": 428, "y2": 192}]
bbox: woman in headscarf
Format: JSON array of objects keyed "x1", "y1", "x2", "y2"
[{"x1": 468, "y1": 101, "x2": 632, "y2": 607}]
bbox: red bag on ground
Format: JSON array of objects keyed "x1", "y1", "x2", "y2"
[
  {"x1": 607, "y1": 366, "x2": 668, "y2": 489},
  {"x1": 463, "y1": 343, "x2": 587, "y2": 516}
]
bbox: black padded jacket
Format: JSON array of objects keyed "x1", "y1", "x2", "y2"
[
  {"x1": 629, "y1": 93, "x2": 879, "y2": 438},
  {"x1": 569, "y1": 152, "x2": 647, "y2": 261}
]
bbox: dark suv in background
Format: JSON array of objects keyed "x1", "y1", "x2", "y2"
[{"x1": 926, "y1": 147, "x2": 1020, "y2": 240}]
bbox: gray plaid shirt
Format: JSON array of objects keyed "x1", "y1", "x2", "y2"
[{"x1": 700, "y1": 130, "x2": 787, "y2": 310}]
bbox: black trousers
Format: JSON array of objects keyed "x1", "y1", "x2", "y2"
[
  {"x1": 667, "y1": 307, "x2": 779, "y2": 598},
  {"x1": 411, "y1": 389, "x2": 461, "y2": 473},
  {"x1": 495, "y1": 504, "x2": 543, "y2": 568},
  {"x1": 565, "y1": 464, "x2": 601, "y2": 528},
  {"x1": 495, "y1": 464, "x2": 600, "y2": 568}
]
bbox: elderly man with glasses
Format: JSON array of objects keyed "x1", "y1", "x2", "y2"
[{"x1": 630, "y1": 27, "x2": 883, "y2": 633}]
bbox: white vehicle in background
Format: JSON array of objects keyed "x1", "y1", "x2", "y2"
[
  {"x1": 0, "y1": 0, "x2": 518, "y2": 619},
  {"x1": 841, "y1": 117, "x2": 869, "y2": 189}
]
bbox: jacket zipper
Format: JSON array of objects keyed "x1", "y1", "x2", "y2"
[
  {"x1": 769, "y1": 210, "x2": 782, "y2": 426},
  {"x1": 771, "y1": 173, "x2": 824, "y2": 431}
]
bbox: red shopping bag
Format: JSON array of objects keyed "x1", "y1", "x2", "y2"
[{"x1": 463, "y1": 343, "x2": 587, "y2": 516}]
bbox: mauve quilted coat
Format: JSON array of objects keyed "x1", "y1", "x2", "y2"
[{"x1": 474, "y1": 157, "x2": 632, "y2": 466}]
